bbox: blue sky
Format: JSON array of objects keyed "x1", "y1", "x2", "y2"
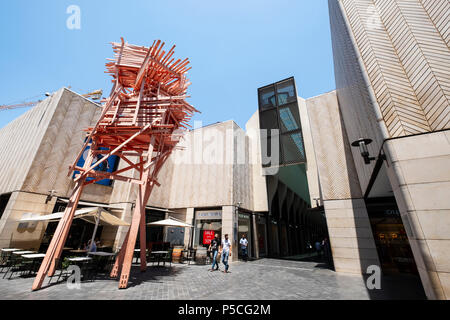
[{"x1": 0, "y1": 0, "x2": 335, "y2": 129}]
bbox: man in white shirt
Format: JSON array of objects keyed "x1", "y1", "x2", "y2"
[
  {"x1": 220, "y1": 234, "x2": 232, "y2": 273},
  {"x1": 239, "y1": 234, "x2": 248, "y2": 261}
]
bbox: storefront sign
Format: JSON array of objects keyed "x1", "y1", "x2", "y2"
[
  {"x1": 196, "y1": 211, "x2": 222, "y2": 220},
  {"x1": 238, "y1": 213, "x2": 250, "y2": 220},
  {"x1": 203, "y1": 230, "x2": 215, "y2": 245}
]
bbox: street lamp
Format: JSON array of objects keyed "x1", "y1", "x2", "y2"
[
  {"x1": 45, "y1": 190, "x2": 57, "y2": 204},
  {"x1": 351, "y1": 138, "x2": 376, "y2": 165}
]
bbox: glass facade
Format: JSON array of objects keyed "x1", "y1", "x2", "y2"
[
  {"x1": 238, "y1": 213, "x2": 252, "y2": 258},
  {"x1": 256, "y1": 214, "x2": 267, "y2": 257},
  {"x1": 193, "y1": 210, "x2": 222, "y2": 249},
  {"x1": 257, "y1": 77, "x2": 307, "y2": 166}
]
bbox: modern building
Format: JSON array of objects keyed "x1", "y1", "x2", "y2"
[
  {"x1": 328, "y1": 0, "x2": 450, "y2": 300},
  {"x1": 0, "y1": 86, "x2": 327, "y2": 264},
  {"x1": 0, "y1": 0, "x2": 448, "y2": 300}
]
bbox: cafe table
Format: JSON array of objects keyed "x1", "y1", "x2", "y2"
[
  {"x1": 88, "y1": 252, "x2": 115, "y2": 272},
  {"x1": 12, "y1": 251, "x2": 35, "y2": 255},
  {"x1": 87, "y1": 252, "x2": 115, "y2": 257},
  {"x1": 67, "y1": 257, "x2": 92, "y2": 262},
  {"x1": 21, "y1": 253, "x2": 46, "y2": 275},
  {"x1": 151, "y1": 251, "x2": 168, "y2": 266},
  {"x1": 1, "y1": 248, "x2": 21, "y2": 252},
  {"x1": 0, "y1": 248, "x2": 22, "y2": 263}
]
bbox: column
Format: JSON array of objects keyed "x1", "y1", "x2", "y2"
[{"x1": 221, "y1": 205, "x2": 238, "y2": 262}]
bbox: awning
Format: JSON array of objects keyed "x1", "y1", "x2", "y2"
[
  {"x1": 19, "y1": 207, "x2": 129, "y2": 226},
  {"x1": 147, "y1": 217, "x2": 192, "y2": 228}
]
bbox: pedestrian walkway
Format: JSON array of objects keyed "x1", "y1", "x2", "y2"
[{"x1": 0, "y1": 258, "x2": 425, "y2": 300}]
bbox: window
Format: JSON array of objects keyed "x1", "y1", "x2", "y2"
[
  {"x1": 259, "y1": 86, "x2": 276, "y2": 110},
  {"x1": 276, "y1": 80, "x2": 296, "y2": 105}
]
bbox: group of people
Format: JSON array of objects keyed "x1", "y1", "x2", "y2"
[
  {"x1": 313, "y1": 238, "x2": 332, "y2": 265},
  {"x1": 207, "y1": 233, "x2": 249, "y2": 273},
  {"x1": 208, "y1": 233, "x2": 231, "y2": 273}
]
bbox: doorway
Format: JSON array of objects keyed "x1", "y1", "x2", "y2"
[{"x1": 366, "y1": 197, "x2": 419, "y2": 275}]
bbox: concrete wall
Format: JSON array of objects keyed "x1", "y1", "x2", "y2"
[
  {"x1": 149, "y1": 121, "x2": 234, "y2": 209},
  {"x1": 384, "y1": 131, "x2": 450, "y2": 299},
  {"x1": 0, "y1": 191, "x2": 56, "y2": 250},
  {"x1": 306, "y1": 90, "x2": 380, "y2": 274},
  {"x1": 221, "y1": 205, "x2": 238, "y2": 262},
  {"x1": 329, "y1": 0, "x2": 450, "y2": 299},
  {"x1": 329, "y1": 0, "x2": 450, "y2": 194},
  {"x1": 149, "y1": 120, "x2": 255, "y2": 211},
  {"x1": 0, "y1": 88, "x2": 116, "y2": 249},
  {"x1": 0, "y1": 89, "x2": 65, "y2": 195},
  {"x1": 245, "y1": 112, "x2": 269, "y2": 212},
  {"x1": 298, "y1": 97, "x2": 321, "y2": 207}
]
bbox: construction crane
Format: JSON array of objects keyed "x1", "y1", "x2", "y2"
[{"x1": 0, "y1": 89, "x2": 103, "y2": 112}]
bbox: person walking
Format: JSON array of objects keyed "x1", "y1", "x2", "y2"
[
  {"x1": 239, "y1": 234, "x2": 249, "y2": 261},
  {"x1": 315, "y1": 240, "x2": 322, "y2": 260},
  {"x1": 220, "y1": 234, "x2": 232, "y2": 273},
  {"x1": 208, "y1": 233, "x2": 220, "y2": 271}
]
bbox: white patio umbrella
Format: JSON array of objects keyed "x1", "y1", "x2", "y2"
[
  {"x1": 147, "y1": 217, "x2": 192, "y2": 228},
  {"x1": 19, "y1": 207, "x2": 129, "y2": 252},
  {"x1": 147, "y1": 217, "x2": 193, "y2": 248}
]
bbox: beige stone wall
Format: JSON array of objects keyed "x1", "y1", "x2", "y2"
[
  {"x1": 183, "y1": 208, "x2": 195, "y2": 247},
  {"x1": 384, "y1": 131, "x2": 450, "y2": 299},
  {"x1": 232, "y1": 122, "x2": 254, "y2": 211},
  {"x1": 245, "y1": 112, "x2": 268, "y2": 212},
  {"x1": 298, "y1": 97, "x2": 321, "y2": 207},
  {"x1": 306, "y1": 90, "x2": 380, "y2": 274},
  {"x1": 324, "y1": 199, "x2": 379, "y2": 273},
  {"x1": 0, "y1": 89, "x2": 65, "y2": 195},
  {"x1": 336, "y1": 0, "x2": 450, "y2": 136},
  {"x1": 148, "y1": 120, "x2": 256, "y2": 211},
  {"x1": 221, "y1": 205, "x2": 238, "y2": 262},
  {"x1": 20, "y1": 89, "x2": 105, "y2": 200},
  {"x1": 0, "y1": 191, "x2": 56, "y2": 250}
]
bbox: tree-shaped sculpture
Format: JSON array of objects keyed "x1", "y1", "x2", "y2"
[{"x1": 32, "y1": 38, "x2": 198, "y2": 290}]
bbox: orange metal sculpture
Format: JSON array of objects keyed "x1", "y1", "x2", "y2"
[{"x1": 32, "y1": 38, "x2": 197, "y2": 290}]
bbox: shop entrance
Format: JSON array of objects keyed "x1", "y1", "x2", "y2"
[
  {"x1": 256, "y1": 214, "x2": 267, "y2": 257},
  {"x1": 366, "y1": 197, "x2": 419, "y2": 275},
  {"x1": 238, "y1": 213, "x2": 252, "y2": 259},
  {"x1": 193, "y1": 210, "x2": 222, "y2": 249}
]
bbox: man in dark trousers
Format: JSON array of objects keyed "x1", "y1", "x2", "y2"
[
  {"x1": 208, "y1": 233, "x2": 220, "y2": 271},
  {"x1": 240, "y1": 234, "x2": 249, "y2": 261}
]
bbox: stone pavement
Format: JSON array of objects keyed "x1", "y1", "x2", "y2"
[{"x1": 0, "y1": 258, "x2": 426, "y2": 300}]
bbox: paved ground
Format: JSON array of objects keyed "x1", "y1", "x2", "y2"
[{"x1": 0, "y1": 258, "x2": 426, "y2": 300}]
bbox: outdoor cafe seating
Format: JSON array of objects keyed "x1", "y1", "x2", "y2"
[
  {"x1": 0, "y1": 247, "x2": 117, "y2": 283},
  {"x1": 0, "y1": 215, "x2": 203, "y2": 287}
]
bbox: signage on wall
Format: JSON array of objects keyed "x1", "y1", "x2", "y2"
[
  {"x1": 238, "y1": 213, "x2": 250, "y2": 220},
  {"x1": 203, "y1": 230, "x2": 215, "y2": 245},
  {"x1": 196, "y1": 211, "x2": 222, "y2": 220}
]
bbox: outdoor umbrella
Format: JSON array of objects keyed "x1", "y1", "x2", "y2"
[
  {"x1": 147, "y1": 217, "x2": 192, "y2": 228},
  {"x1": 147, "y1": 217, "x2": 193, "y2": 248},
  {"x1": 19, "y1": 207, "x2": 129, "y2": 251}
]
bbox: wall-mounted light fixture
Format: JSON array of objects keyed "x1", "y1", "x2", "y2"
[
  {"x1": 351, "y1": 138, "x2": 376, "y2": 165},
  {"x1": 45, "y1": 190, "x2": 57, "y2": 204},
  {"x1": 313, "y1": 197, "x2": 321, "y2": 207}
]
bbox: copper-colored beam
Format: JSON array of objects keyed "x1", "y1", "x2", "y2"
[{"x1": 33, "y1": 38, "x2": 198, "y2": 291}]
